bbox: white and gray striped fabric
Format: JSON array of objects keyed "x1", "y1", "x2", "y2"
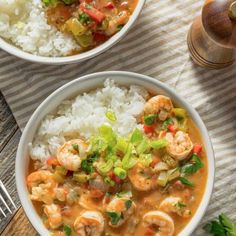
[{"x1": 0, "y1": 0, "x2": 236, "y2": 234}]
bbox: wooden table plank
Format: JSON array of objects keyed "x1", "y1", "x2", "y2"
[
  {"x1": 0, "y1": 92, "x2": 37, "y2": 235},
  {"x1": 1, "y1": 208, "x2": 38, "y2": 236}
]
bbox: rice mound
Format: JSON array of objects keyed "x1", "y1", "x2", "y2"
[
  {"x1": 30, "y1": 79, "x2": 149, "y2": 162},
  {"x1": 0, "y1": 0, "x2": 79, "y2": 56}
]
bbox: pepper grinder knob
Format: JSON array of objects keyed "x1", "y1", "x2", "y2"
[{"x1": 188, "y1": 0, "x2": 236, "y2": 69}]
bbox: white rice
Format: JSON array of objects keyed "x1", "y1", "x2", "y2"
[
  {"x1": 30, "y1": 79, "x2": 149, "y2": 162},
  {"x1": 0, "y1": 0, "x2": 79, "y2": 56}
]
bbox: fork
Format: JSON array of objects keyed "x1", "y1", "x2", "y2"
[{"x1": 0, "y1": 180, "x2": 17, "y2": 219}]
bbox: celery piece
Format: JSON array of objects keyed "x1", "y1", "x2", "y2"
[
  {"x1": 167, "y1": 168, "x2": 180, "y2": 181},
  {"x1": 157, "y1": 171, "x2": 168, "y2": 187},
  {"x1": 55, "y1": 166, "x2": 67, "y2": 176},
  {"x1": 114, "y1": 167, "x2": 127, "y2": 180},
  {"x1": 73, "y1": 173, "x2": 89, "y2": 183},
  {"x1": 173, "y1": 108, "x2": 187, "y2": 119},
  {"x1": 53, "y1": 172, "x2": 65, "y2": 184},
  {"x1": 130, "y1": 128, "x2": 143, "y2": 144},
  {"x1": 76, "y1": 31, "x2": 93, "y2": 48},
  {"x1": 161, "y1": 154, "x2": 177, "y2": 168},
  {"x1": 150, "y1": 139, "x2": 168, "y2": 149},
  {"x1": 66, "y1": 18, "x2": 86, "y2": 36},
  {"x1": 104, "y1": 176, "x2": 115, "y2": 186}
]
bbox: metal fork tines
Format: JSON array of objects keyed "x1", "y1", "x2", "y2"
[{"x1": 0, "y1": 180, "x2": 17, "y2": 219}]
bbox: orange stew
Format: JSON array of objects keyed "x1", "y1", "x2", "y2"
[
  {"x1": 27, "y1": 94, "x2": 208, "y2": 236},
  {"x1": 44, "y1": 0, "x2": 138, "y2": 53}
]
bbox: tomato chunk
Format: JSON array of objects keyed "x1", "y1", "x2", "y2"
[
  {"x1": 143, "y1": 124, "x2": 155, "y2": 134},
  {"x1": 80, "y1": 3, "x2": 105, "y2": 23},
  {"x1": 105, "y1": 2, "x2": 115, "y2": 9},
  {"x1": 193, "y1": 144, "x2": 202, "y2": 155},
  {"x1": 93, "y1": 32, "x2": 108, "y2": 43}
]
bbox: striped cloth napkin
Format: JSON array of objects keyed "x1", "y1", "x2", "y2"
[{"x1": 0, "y1": 0, "x2": 236, "y2": 234}]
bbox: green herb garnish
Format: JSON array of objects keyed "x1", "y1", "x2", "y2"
[
  {"x1": 63, "y1": 225, "x2": 72, "y2": 236},
  {"x1": 81, "y1": 153, "x2": 99, "y2": 174},
  {"x1": 130, "y1": 128, "x2": 143, "y2": 143},
  {"x1": 79, "y1": 12, "x2": 90, "y2": 24},
  {"x1": 203, "y1": 214, "x2": 236, "y2": 236},
  {"x1": 107, "y1": 212, "x2": 123, "y2": 225},
  {"x1": 144, "y1": 114, "x2": 157, "y2": 125},
  {"x1": 178, "y1": 176, "x2": 194, "y2": 187},
  {"x1": 125, "y1": 200, "x2": 132, "y2": 209},
  {"x1": 161, "y1": 118, "x2": 174, "y2": 130},
  {"x1": 117, "y1": 24, "x2": 124, "y2": 31},
  {"x1": 181, "y1": 154, "x2": 203, "y2": 174},
  {"x1": 175, "y1": 201, "x2": 186, "y2": 209}
]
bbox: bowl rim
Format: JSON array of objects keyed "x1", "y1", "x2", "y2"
[
  {"x1": 0, "y1": 0, "x2": 145, "y2": 65},
  {"x1": 16, "y1": 71, "x2": 215, "y2": 236}
]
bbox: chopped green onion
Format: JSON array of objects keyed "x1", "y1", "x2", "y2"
[
  {"x1": 104, "y1": 176, "x2": 115, "y2": 186},
  {"x1": 173, "y1": 108, "x2": 187, "y2": 119},
  {"x1": 97, "y1": 159, "x2": 113, "y2": 174},
  {"x1": 130, "y1": 128, "x2": 143, "y2": 143},
  {"x1": 105, "y1": 110, "x2": 117, "y2": 122},
  {"x1": 136, "y1": 138, "x2": 150, "y2": 154},
  {"x1": 99, "y1": 124, "x2": 117, "y2": 145},
  {"x1": 114, "y1": 159, "x2": 122, "y2": 167},
  {"x1": 114, "y1": 167, "x2": 127, "y2": 180},
  {"x1": 139, "y1": 154, "x2": 153, "y2": 167},
  {"x1": 144, "y1": 114, "x2": 157, "y2": 125},
  {"x1": 122, "y1": 145, "x2": 138, "y2": 169},
  {"x1": 73, "y1": 173, "x2": 89, "y2": 183},
  {"x1": 107, "y1": 212, "x2": 123, "y2": 225},
  {"x1": 63, "y1": 225, "x2": 72, "y2": 236},
  {"x1": 125, "y1": 200, "x2": 132, "y2": 209},
  {"x1": 115, "y1": 138, "x2": 128, "y2": 154},
  {"x1": 150, "y1": 139, "x2": 168, "y2": 149},
  {"x1": 178, "y1": 118, "x2": 188, "y2": 132},
  {"x1": 178, "y1": 176, "x2": 194, "y2": 187},
  {"x1": 42, "y1": 0, "x2": 58, "y2": 6}
]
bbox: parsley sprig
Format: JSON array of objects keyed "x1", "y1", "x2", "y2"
[{"x1": 203, "y1": 214, "x2": 236, "y2": 236}]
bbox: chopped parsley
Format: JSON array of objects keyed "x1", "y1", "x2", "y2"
[
  {"x1": 72, "y1": 143, "x2": 79, "y2": 152},
  {"x1": 178, "y1": 176, "x2": 194, "y2": 187},
  {"x1": 117, "y1": 24, "x2": 124, "y2": 31},
  {"x1": 63, "y1": 225, "x2": 72, "y2": 236},
  {"x1": 144, "y1": 114, "x2": 157, "y2": 125},
  {"x1": 175, "y1": 201, "x2": 186, "y2": 209},
  {"x1": 79, "y1": 12, "x2": 90, "y2": 24},
  {"x1": 125, "y1": 200, "x2": 132, "y2": 209},
  {"x1": 81, "y1": 153, "x2": 99, "y2": 174},
  {"x1": 107, "y1": 212, "x2": 123, "y2": 225}
]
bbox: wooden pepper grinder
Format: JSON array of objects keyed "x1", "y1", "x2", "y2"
[{"x1": 188, "y1": 0, "x2": 236, "y2": 69}]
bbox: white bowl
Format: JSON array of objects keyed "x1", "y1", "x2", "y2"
[
  {"x1": 16, "y1": 71, "x2": 215, "y2": 236},
  {"x1": 0, "y1": 1, "x2": 145, "y2": 65}
]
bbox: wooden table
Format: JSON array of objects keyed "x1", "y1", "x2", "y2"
[{"x1": 0, "y1": 92, "x2": 38, "y2": 236}]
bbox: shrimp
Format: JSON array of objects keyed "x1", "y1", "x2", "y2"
[
  {"x1": 128, "y1": 163, "x2": 154, "y2": 191},
  {"x1": 159, "y1": 196, "x2": 191, "y2": 218},
  {"x1": 106, "y1": 196, "x2": 136, "y2": 227},
  {"x1": 57, "y1": 139, "x2": 88, "y2": 171},
  {"x1": 44, "y1": 204, "x2": 62, "y2": 229},
  {"x1": 74, "y1": 211, "x2": 104, "y2": 236},
  {"x1": 144, "y1": 95, "x2": 173, "y2": 121},
  {"x1": 105, "y1": 10, "x2": 129, "y2": 35},
  {"x1": 165, "y1": 131, "x2": 193, "y2": 160},
  {"x1": 142, "y1": 211, "x2": 174, "y2": 236},
  {"x1": 27, "y1": 170, "x2": 57, "y2": 204}
]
